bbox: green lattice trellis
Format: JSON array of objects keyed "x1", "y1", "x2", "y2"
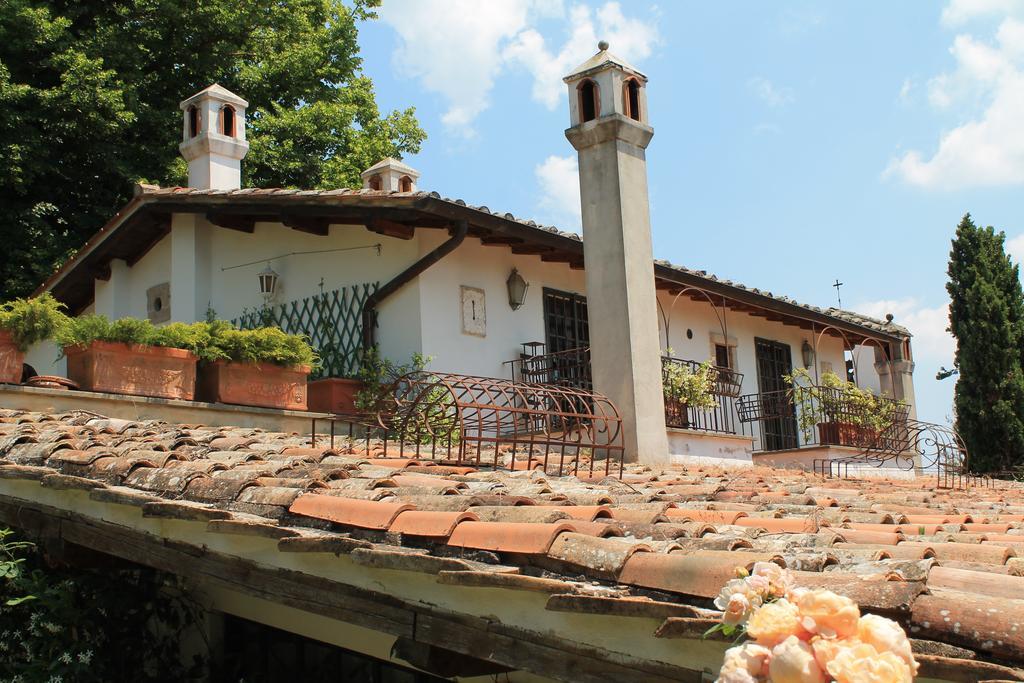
[{"x1": 233, "y1": 283, "x2": 378, "y2": 379}]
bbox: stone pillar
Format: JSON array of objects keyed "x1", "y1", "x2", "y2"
[
  {"x1": 875, "y1": 345, "x2": 918, "y2": 421},
  {"x1": 564, "y1": 44, "x2": 669, "y2": 464}
]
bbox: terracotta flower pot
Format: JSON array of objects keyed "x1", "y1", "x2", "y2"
[
  {"x1": 198, "y1": 360, "x2": 310, "y2": 410},
  {"x1": 307, "y1": 377, "x2": 365, "y2": 414},
  {"x1": 65, "y1": 341, "x2": 197, "y2": 400},
  {"x1": 0, "y1": 330, "x2": 25, "y2": 385},
  {"x1": 817, "y1": 421, "x2": 878, "y2": 447}
]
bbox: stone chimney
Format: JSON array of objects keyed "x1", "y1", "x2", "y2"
[
  {"x1": 564, "y1": 42, "x2": 669, "y2": 464},
  {"x1": 361, "y1": 158, "x2": 420, "y2": 192},
  {"x1": 179, "y1": 84, "x2": 249, "y2": 190}
]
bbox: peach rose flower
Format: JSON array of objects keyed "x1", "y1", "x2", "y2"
[
  {"x1": 810, "y1": 635, "x2": 861, "y2": 671},
  {"x1": 858, "y1": 614, "x2": 918, "y2": 675},
  {"x1": 746, "y1": 598, "x2": 801, "y2": 648},
  {"x1": 768, "y1": 635, "x2": 828, "y2": 683},
  {"x1": 751, "y1": 561, "x2": 790, "y2": 598},
  {"x1": 723, "y1": 592, "x2": 755, "y2": 627},
  {"x1": 826, "y1": 642, "x2": 913, "y2": 683},
  {"x1": 716, "y1": 642, "x2": 770, "y2": 683},
  {"x1": 795, "y1": 589, "x2": 860, "y2": 639}
]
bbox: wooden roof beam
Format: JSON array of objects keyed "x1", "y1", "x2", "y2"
[
  {"x1": 282, "y1": 214, "x2": 330, "y2": 236},
  {"x1": 367, "y1": 217, "x2": 415, "y2": 241},
  {"x1": 207, "y1": 211, "x2": 256, "y2": 233}
]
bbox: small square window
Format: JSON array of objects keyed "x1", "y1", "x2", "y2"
[{"x1": 714, "y1": 343, "x2": 731, "y2": 369}]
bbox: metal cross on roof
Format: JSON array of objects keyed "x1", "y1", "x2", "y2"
[{"x1": 833, "y1": 279, "x2": 844, "y2": 308}]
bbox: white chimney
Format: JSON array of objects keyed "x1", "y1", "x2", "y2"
[
  {"x1": 564, "y1": 42, "x2": 669, "y2": 464},
  {"x1": 360, "y1": 158, "x2": 420, "y2": 192},
  {"x1": 179, "y1": 84, "x2": 249, "y2": 190}
]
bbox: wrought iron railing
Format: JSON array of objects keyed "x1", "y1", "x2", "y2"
[
  {"x1": 737, "y1": 386, "x2": 909, "y2": 453},
  {"x1": 505, "y1": 346, "x2": 593, "y2": 390},
  {"x1": 661, "y1": 357, "x2": 743, "y2": 434}
]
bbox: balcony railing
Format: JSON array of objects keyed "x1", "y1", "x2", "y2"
[
  {"x1": 737, "y1": 386, "x2": 910, "y2": 453},
  {"x1": 661, "y1": 357, "x2": 744, "y2": 434},
  {"x1": 506, "y1": 346, "x2": 751, "y2": 436}
]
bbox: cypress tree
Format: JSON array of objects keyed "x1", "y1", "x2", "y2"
[{"x1": 945, "y1": 214, "x2": 1024, "y2": 473}]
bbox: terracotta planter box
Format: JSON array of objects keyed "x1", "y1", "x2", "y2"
[
  {"x1": 307, "y1": 377, "x2": 365, "y2": 414},
  {"x1": 198, "y1": 360, "x2": 310, "y2": 410},
  {"x1": 818, "y1": 421, "x2": 877, "y2": 448},
  {"x1": 65, "y1": 341, "x2": 197, "y2": 400},
  {"x1": 0, "y1": 330, "x2": 24, "y2": 385}
]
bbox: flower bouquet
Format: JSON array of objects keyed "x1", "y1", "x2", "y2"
[{"x1": 711, "y1": 563, "x2": 918, "y2": 683}]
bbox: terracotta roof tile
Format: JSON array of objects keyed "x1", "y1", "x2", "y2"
[{"x1": 288, "y1": 494, "x2": 413, "y2": 530}]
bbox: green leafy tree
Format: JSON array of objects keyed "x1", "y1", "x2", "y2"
[
  {"x1": 944, "y1": 214, "x2": 1024, "y2": 473},
  {"x1": 0, "y1": 0, "x2": 425, "y2": 297}
]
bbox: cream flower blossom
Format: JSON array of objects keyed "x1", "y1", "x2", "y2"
[
  {"x1": 746, "y1": 599, "x2": 802, "y2": 648},
  {"x1": 716, "y1": 642, "x2": 771, "y2": 683},
  {"x1": 751, "y1": 561, "x2": 790, "y2": 598},
  {"x1": 810, "y1": 635, "x2": 861, "y2": 672},
  {"x1": 768, "y1": 636, "x2": 827, "y2": 683},
  {"x1": 723, "y1": 593, "x2": 755, "y2": 627},
  {"x1": 795, "y1": 589, "x2": 860, "y2": 639},
  {"x1": 715, "y1": 578, "x2": 765, "y2": 612},
  {"x1": 826, "y1": 642, "x2": 913, "y2": 683},
  {"x1": 858, "y1": 614, "x2": 918, "y2": 675}
]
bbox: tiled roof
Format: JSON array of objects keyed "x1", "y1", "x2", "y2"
[
  {"x1": 130, "y1": 185, "x2": 911, "y2": 338},
  {"x1": 2, "y1": 408, "x2": 1023, "y2": 678}
]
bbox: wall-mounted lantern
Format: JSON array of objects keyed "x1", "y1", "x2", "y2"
[
  {"x1": 506, "y1": 268, "x2": 529, "y2": 311},
  {"x1": 258, "y1": 263, "x2": 279, "y2": 304},
  {"x1": 801, "y1": 340, "x2": 815, "y2": 369}
]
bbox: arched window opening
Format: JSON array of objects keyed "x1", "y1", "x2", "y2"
[
  {"x1": 625, "y1": 78, "x2": 641, "y2": 121},
  {"x1": 220, "y1": 105, "x2": 236, "y2": 137},
  {"x1": 368, "y1": 174, "x2": 382, "y2": 191},
  {"x1": 188, "y1": 106, "x2": 200, "y2": 138},
  {"x1": 399, "y1": 175, "x2": 413, "y2": 192},
  {"x1": 579, "y1": 79, "x2": 598, "y2": 123}
]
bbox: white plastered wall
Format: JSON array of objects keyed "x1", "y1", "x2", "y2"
[{"x1": 416, "y1": 233, "x2": 586, "y2": 378}]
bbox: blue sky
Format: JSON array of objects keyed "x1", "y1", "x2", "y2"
[{"x1": 357, "y1": 0, "x2": 1024, "y2": 425}]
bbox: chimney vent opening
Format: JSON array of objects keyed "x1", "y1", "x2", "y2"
[
  {"x1": 625, "y1": 78, "x2": 641, "y2": 121},
  {"x1": 220, "y1": 105, "x2": 236, "y2": 137},
  {"x1": 368, "y1": 174, "x2": 382, "y2": 191},
  {"x1": 188, "y1": 106, "x2": 200, "y2": 137},
  {"x1": 579, "y1": 79, "x2": 599, "y2": 123},
  {"x1": 399, "y1": 175, "x2": 413, "y2": 192}
]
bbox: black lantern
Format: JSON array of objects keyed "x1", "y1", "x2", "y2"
[
  {"x1": 506, "y1": 268, "x2": 529, "y2": 310},
  {"x1": 801, "y1": 340, "x2": 815, "y2": 369},
  {"x1": 258, "y1": 263, "x2": 279, "y2": 304}
]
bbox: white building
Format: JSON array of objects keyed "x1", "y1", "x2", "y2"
[{"x1": 32, "y1": 45, "x2": 916, "y2": 469}]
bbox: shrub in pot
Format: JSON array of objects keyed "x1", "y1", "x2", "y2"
[
  {"x1": 661, "y1": 355, "x2": 718, "y2": 428},
  {"x1": 785, "y1": 368, "x2": 905, "y2": 447},
  {"x1": 0, "y1": 294, "x2": 69, "y2": 384},
  {"x1": 56, "y1": 316, "x2": 203, "y2": 400},
  {"x1": 197, "y1": 322, "x2": 316, "y2": 410}
]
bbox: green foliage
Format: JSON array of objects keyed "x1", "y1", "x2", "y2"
[
  {"x1": 0, "y1": 293, "x2": 69, "y2": 350},
  {"x1": 0, "y1": 0, "x2": 425, "y2": 297},
  {"x1": 354, "y1": 346, "x2": 431, "y2": 412},
  {"x1": 0, "y1": 528, "x2": 205, "y2": 681},
  {"x1": 945, "y1": 213, "x2": 1024, "y2": 473},
  {"x1": 201, "y1": 322, "x2": 317, "y2": 368},
  {"x1": 662, "y1": 355, "x2": 718, "y2": 411},
  {"x1": 54, "y1": 315, "x2": 316, "y2": 368},
  {"x1": 785, "y1": 368, "x2": 906, "y2": 441}
]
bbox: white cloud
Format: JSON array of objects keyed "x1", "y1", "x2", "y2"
[
  {"x1": 378, "y1": 1, "x2": 659, "y2": 135},
  {"x1": 747, "y1": 77, "x2": 794, "y2": 108},
  {"x1": 942, "y1": 0, "x2": 1024, "y2": 25},
  {"x1": 852, "y1": 298, "x2": 953, "y2": 363},
  {"x1": 534, "y1": 154, "x2": 581, "y2": 231},
  {"x1": 885, "y1": 12, "x2": 1024, "y2": 188},
  {"x1": 1006, "y1": 233, "x2": 1024, "y2": 265},
  {"x1": 898, "y1": 77, "x2": 913, "y2": 102}
]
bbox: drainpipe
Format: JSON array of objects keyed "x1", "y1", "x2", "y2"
[{"x1": 362, "y1": 219, "x2": 469, "y2": 349}]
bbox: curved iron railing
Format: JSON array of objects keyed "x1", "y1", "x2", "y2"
[{"x1": 313, "y1": 371, "x2": 624, "y2": 477}]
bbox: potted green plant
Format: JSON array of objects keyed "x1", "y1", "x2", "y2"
[
  {"x1": 197, "y1": 322, "x2": 316, "y2": 410},
  {"x1": 56, "y1": 317, "x2": 204, "y2": 400},
  {"x1": 0, "y1": 294, "x2": 69, "y2": 384},
  {"x1": 662, "y1": 356, "x2": 718, "y2": 428},
  {"x1": 785, "y1": 368, "x2": 905, "y2": 447}
]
